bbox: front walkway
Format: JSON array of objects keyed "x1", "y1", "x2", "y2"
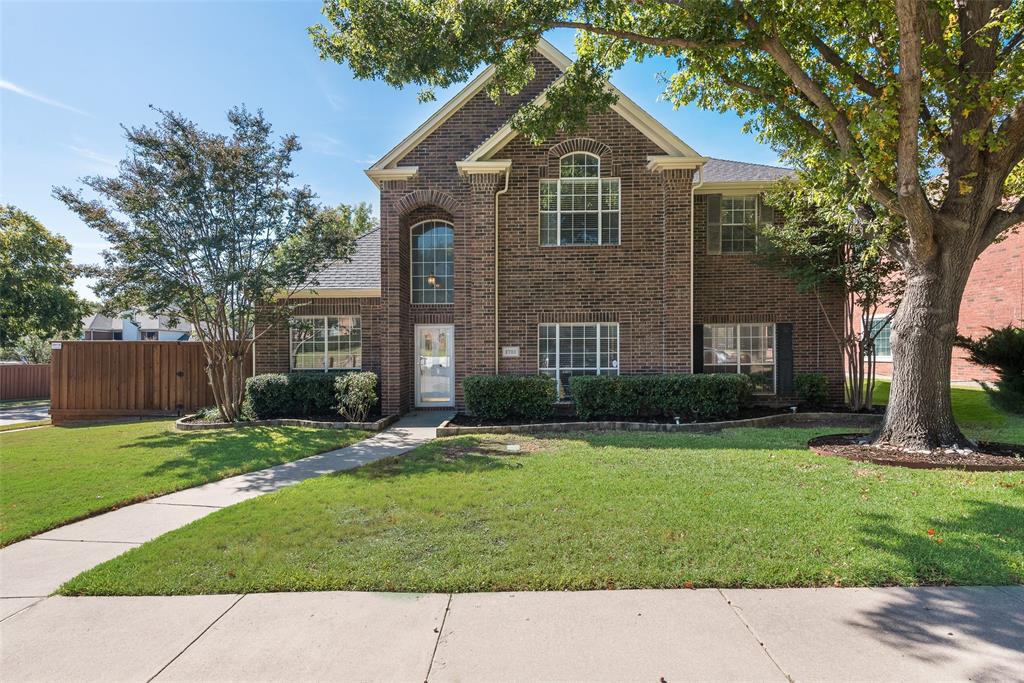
[
  {"x1": 0, "y1": 411, "x2": 448, "y2": 600},
  {"x1": 1, "y1": 587, "x2": 1021, "y2": 681}
]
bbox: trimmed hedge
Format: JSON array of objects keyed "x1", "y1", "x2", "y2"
[
  {"x1": 570, "y1": 374, "x2": 754, "y2": 421},
  {"x1": 463, "y1": 375, "x2": 557, "y2": 421},
  {"x1": 794, "y1": 372, "x2": 828, "y2": 409},
  {"x1": 244, "y1": 371, "x2": 378, "y2": 420},
  {"x1": 334, "y1": 372, "x2": 378, "y2": 422}
]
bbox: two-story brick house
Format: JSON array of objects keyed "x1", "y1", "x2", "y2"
[{"x1": 255, "y1": 39, "x2": 844, "y2": 415}]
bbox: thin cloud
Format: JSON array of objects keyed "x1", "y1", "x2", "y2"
[
  {"x1": 68, "y1": 145, "x2": 118, "y2": 170},
  {"x1": 0, "y1": 79, "x2": 89, "y2": 116}
]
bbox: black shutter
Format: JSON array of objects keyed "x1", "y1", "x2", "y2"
[
  {"x1": 776, "y1": 323, "x2": 794, "y2": 395},
  {"x1": 693, "y1": 325, "x2": 704, "y2": 374},
  {"x1": 706, "y1": 194, "x2": 722, "y2": 254}
]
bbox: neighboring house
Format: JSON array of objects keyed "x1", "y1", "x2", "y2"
[
  {"x1": 865, "y1": 227, "x2": 1023, "y2": 383},
  {"x1": 255, "y1": 39, "x2": 844, "y2": 414},
  {"x1": 81, "y1": 312, "x2": 193, "y2": 341}
]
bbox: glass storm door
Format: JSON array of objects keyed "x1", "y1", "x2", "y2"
[{"x1": 415, "y1": 325, "x2": 454, "y2": 407}]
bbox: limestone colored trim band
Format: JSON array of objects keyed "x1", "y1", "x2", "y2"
[
  {"x1": 435, "y1": 411, "x2": 882, "y2": 437},
  {"x1": 175, "y1": 414, "x2": 399, "y2": 432}
]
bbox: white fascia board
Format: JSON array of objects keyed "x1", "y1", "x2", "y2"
[
  {"x1": 646, "y1": 155, "x2": 709, "y2": 172},
  {"x1": 696, "y1": 181, "x2": 783, "y2": 194},
  {"x1": 455, "y1": 159, "x2": 513, "y2": 175},
  {"x1": 364, "y1": 166, "x2": 419, "y2": 187}
]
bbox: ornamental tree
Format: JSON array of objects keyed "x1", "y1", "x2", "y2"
[
  {"x1": 56, "y1": 107, "x2": 373, "y2": 421},
  {"x1": 311, "y1": 0, "x2": 1024, "y2": 450},
  {"x1": 0, "y1": 205, "x2": 88, "y2": 349}
]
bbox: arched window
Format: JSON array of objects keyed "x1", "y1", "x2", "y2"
[
  {"x1": 539, "y1": 152, "x2": 620, "y2": 246},
  {"x1": 411, "y1": 220, "x2": 454, "y2": 304}
]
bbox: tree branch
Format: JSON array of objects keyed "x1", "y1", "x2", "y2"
[
  {"x1": 809, "y1": 35, "x2": 883, "y2": 98},
  {"x1": 548, "y1": 20, "x2": 743, "y2": 51},
  {"x1": 894, "y1": 0, "x2": 937, "y2": 260},
  {"x1": 722, "y1": 77, "x2": 839, "y2": 152},
  {"x1": 980, "y1": 199, "x2": 1024, "y2": 247}
]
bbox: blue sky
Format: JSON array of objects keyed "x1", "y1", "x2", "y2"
[{"x1": 1, "y1": 1, "x2": 780, "y2": 300}]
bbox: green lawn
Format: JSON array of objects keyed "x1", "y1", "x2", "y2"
[
  {"x1": 0, "y1": 419, "x2": 51, "y2": 433},
  {"x1": 0, "y1": 420, "x2": 369, "y2": 546},
  {"x1": 60, "y1": 388, "x2": 1023, "y2": 595},
  {"x1": 873, "y1": 379, "x2": 1023, "y2": 443}
]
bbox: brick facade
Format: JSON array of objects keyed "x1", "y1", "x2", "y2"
[{"x1": 254, "y1": 49, "x2": 848, "y2": 413}]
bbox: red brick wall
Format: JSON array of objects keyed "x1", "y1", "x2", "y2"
[
  {"x1": 692, "y1": 194, "x2": 846, "y2": 400},
  {"x1": 871, "y1": 226, "x2": 1024, "y2": 382}
]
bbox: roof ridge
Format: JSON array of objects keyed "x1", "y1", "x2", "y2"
[{"x1": 708, "y1": 156, "x2": 792, "y2": 171}]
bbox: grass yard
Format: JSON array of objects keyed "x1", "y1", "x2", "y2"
[
  {"x1": 0, "y1": 420, "x2": 51, "y2": 433},
  {"x1": 0, "y1": 420, "x2": 369, "y2": 546},
  {"x1": 873, "y1": 379, "x2": 1023, "y2": 443},
  {"x1": 60, "y1": 387, "x2": 1023, "y2": 595}
]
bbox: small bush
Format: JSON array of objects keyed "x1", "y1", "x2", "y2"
[
  {"x1": 794, "y1": 372, "x2": 828, "y2": 409},
  {"x1": 570, "y1": 374, "x2": 753, "y2": 421},
  {"x1": 244, "y1": 374, "x2": 293, "y2": 419},
  {"x1": 335, "y1": 372, "x2": 378, "y2": 422},
  {"x1": 956, "y1": 325, "x2": 1024, "y2": 414},
  {"x1": 287, "y1": 373, "x2": 338, "y2": 416},
  {"x1": 463, "y1": 375, "x2": 557, "y2": 422}
]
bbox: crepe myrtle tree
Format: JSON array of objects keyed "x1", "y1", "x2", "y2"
[
  {"x1": 56, "y1": 107, "x2": 374, "y2": 422},
  {"x1": 759, "y1": 176, "x2": 904, "y2": 412},
  {"x1": 311, "y1": 0, "x2": 1024, "y2": 450}
]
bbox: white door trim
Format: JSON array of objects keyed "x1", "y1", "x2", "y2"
[{"x1": 414, "y1": 324, "x2": 455, "y2": 408}]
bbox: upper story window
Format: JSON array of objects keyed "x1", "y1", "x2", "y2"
[
  {"x1": 411, "y1": 220, "x2": 454, "y2": 304},
  {"x1": 539, "y1": 152, "x2": 620, "y2": 246},
  {"x1": 721, "y1": 195, "x2": 758, "y2": 253}
]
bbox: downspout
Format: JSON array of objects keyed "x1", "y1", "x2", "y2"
[
  {"x1": 494, "y1": 168, "x2": 510, "y2": 374},
  {"x1": 690, "y1": 164, "x2": 704, "y2": 373}
]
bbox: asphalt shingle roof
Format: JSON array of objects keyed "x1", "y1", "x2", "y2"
[
  {"x1": 307, "y1": 228, "x2": 381, "y2": 290},
  {"x1": 702, "y1": 157, "x2": 794, "y2": 183}
]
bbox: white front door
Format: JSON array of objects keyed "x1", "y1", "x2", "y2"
[{"x1": 415, "y1": 324, "x2": 454, "y2": 407}]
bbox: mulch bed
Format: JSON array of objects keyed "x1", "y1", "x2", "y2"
[{"x1": 809, "y1": 433, "x2": 1024, "y2": 471}]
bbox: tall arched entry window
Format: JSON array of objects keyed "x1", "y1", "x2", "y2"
[{"x1": 410, "y1": 220, "x2": 454, "y2": 304}]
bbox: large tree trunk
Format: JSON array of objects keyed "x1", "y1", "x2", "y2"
[{"x1": 873, "y1": 241, "x2": 976, "y2": 450}]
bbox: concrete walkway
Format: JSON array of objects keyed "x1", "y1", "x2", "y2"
[
  {"x1": 0, "y1": 411, "x2": 448, "y2": 600},
  {"x1": 0, "y1": 403, "x2": 50, "y2": 427},
  {"x1": 1, "y1": 586, "x2": 1021, "y2": 681}
]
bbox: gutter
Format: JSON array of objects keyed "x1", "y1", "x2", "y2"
[{"x1": 494, "y1": 169, "x2": 510, "y2": 373}]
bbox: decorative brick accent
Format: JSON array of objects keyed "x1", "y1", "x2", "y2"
[
  {"x1": 395, "y1": 189, "x2": 462, "y2": 216},
  {"x1": 547, "y1": 138, "x2": 614, "y2": 173}
]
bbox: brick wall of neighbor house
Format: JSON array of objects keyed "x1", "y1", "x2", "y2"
[
  {"x1": 254, "y1": 297, "x2": 383, "y2": 380},
  {"x1": 870, "y1": 226, "x2": 1024, "y2": 383},
  {"x1": 692, "y1": 195, "x2": 847, "y2": 401}
]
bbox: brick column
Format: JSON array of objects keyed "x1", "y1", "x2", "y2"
[
  {"x1": 378, "y1": 179, "x2": 407, "y2": 416},
  {"x1": 657, "y1": 168, "x2": 694, "y2": 372},
  {"x1": 458, "y1": 172, "x2": 503, "y2": 397}
]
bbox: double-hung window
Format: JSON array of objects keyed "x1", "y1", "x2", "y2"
[
  {"x1": 867, "y1": 315, "x2": 892, "y2": 361},
  {"x1": 720, "y1": 195, "x2": 758, "y2": 253},
  {"x1": 290, "y1": 315, "x2": 362, "y2": 370},
  {"x1": 539, "y1": 153, "x2": 620, "y2": 246},
  {"x1": 538, "y1": 322, "x2": 619, "y2": 396},
  {"x1": 703, "y1": 323, "x2": 776, "y2": 393}
]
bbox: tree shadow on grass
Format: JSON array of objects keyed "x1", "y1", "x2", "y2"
[
  {"x1": 849, "y1": 500, "x2": 1024, "y2": 680},
  {"x1": 124, "y1": 427, "x2": 363, "y2": 485},
  {"x1": 341, "y1": 437, "x2": 525, "y2": 481}
]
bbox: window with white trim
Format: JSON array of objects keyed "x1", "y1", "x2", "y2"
[
  {"x1": 538, "y1": 322, "x2": 619, "y2": 396},
  {"x1": 411, "y1": 220, "x2": 454, "y2": 304},
  {"x1": 703, "y1": 323, "x2": 775, "y2": 393},
  {"x1": 539, "y1": 152, "x2": 620, "y2": 246},
  {"x1": 290, "y1": 316, "x2": 362, "y2": 370},
  {"x1": 867, "y1": 315, "x2": 892, "y2": 360},
  {"x1": 720, "y1": 195, "x2": 758, "y2": 253}
]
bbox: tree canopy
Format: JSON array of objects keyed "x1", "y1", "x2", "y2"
[
  {"x1": 0, "y1": 205, "x2": 88, "y2": 349},
  {"x1": 55, "y1": 106, "x2": 374, "y2": 420}
]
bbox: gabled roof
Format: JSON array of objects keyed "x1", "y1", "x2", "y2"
[{"x1": 297, "y1": 227, "x2": 381, "y2": 296}]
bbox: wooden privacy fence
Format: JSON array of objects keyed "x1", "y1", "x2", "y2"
[
  {"x1": 0, "y1": 364, "x2": 50, "y2": 400},
  {"x1": 50, "y1": 341, "x2": 251, "y2": 424}
]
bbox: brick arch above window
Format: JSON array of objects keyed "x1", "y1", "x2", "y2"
[
  {"x1": 395, "y1": 189, "x2": 462, "y2": 217},
  {"x1": 547, "y1": 139, "x2": 614, "y2": 175}
]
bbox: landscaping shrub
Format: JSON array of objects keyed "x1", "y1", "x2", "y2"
[
  {"x1": 463, "y1": 374, "x2": 557, "y2": 421},
  {"x1": 570, "y1": 374, "x2": 753, "y2": 421},
  {"x1": 334, "y1": 372, "x2": 378, "y2": 422},
  {"x1": 245, "y1": 372, "x2": 377, "y2": 419},
  {"x1": 956, "y1": 325, "x2": 1024, "y2": 414},
  {"x1": 794, "y1": 372, "x2": 828, "y2": 409}
]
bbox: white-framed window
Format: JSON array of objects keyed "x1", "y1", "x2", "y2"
[
  {"x1": 720, "y1": 195, "x2": 758, "y2": 253},
  {"x1": 290, "y1": 315, "x2": 362, "y2": 370},
  {"x1": 538, "y1": 322, "x2": 619, "y2": 396},
  {"x1": 539, "y1": 152, "x2": 620, "y2": 246},
  {"x1": 411, "y1": 220, "x2": 454, "y2": 304},
  {"x1": 867, "y1": 315, "x2": 892, "y2": 361},
  {"x1": 703, "y1": 323, "x2": 776, "y2": 393}
]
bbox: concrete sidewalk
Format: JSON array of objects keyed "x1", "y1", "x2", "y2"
[
  {"x1": 0, "y1": 403, "x2": 50, "y2": 427},
  {"x1": 0, "y1": 412, "x2": 448, "y2": 600},
  {"x1": 1, "y1": 587, "x2": 1021, "y2": 681}
]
